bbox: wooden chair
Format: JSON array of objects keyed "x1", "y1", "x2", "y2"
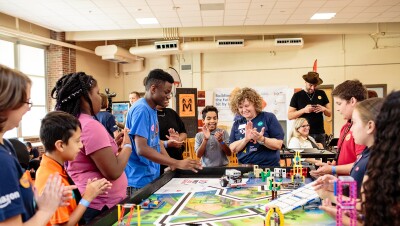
[
  {"x1": 228, "y1": 152, "x2": 238, "y2": 166},
  {"x1": 185, "y1": 138, "x2": 200, "y2": 161}
]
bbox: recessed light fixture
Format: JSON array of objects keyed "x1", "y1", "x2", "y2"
[
  {"x1": 310, "y1": 13, "x2": 336, "y2": 20},
  {"x1": 136, "y1": 18, "x2": 158, "y2": 25}
]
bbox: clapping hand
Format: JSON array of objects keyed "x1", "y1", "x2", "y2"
[
  {"x1": 214, "y1": 130, "x2": 223, "y2": 142},
  {"x1": 202, "y1": 124, "x2": 211, "y2": 140}
]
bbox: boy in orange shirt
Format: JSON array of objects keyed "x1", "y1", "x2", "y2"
[{"x1": 35, "y1": 111, "x2": 112, "y2": 226}]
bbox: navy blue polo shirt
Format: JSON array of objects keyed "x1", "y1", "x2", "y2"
[
  {"x1": 229, "y1": 112, "x2": 284, "y2": 166},
  {"x1": 0, "y1": 139, "x2": 35, "y2": 222},
  {"x1": 350, "y1": 147, "x2": 370, "y2": 196}
]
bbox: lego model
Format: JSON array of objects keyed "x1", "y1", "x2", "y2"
[
  {"x1": 267, "y1": 177, "x2": 281, "y2": 200},
  {"x1": 253, "y1": 165, "x2": 263, "y2": 178},
  {"x1": 289, "y1": 150, "x2": 305, "y2": 188},
  {"x1": 117, "y1": 203, "x2": 140, "y2": 226},
  {"x1": 265, "y1": 206, "x2": 284, "y2": 226},
  {"x1": 220, "y1": 169, "x2": 245, "y2": 188},
  {"x1": 260, "y1": 169, "x2": 271, "y2": 182},
  {"x1": 335, "y1": 176, "x2": 357, "y2": 226},
  {"x1": 140, "y1": 197, "x2": 165, "y2": 209}
]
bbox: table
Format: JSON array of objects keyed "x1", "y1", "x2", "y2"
[
  {"x1": 88, "y1": 167, "x2": 335, "y2": 226},
  {"x1": 281, "y1": 148, "x2": 336, "y2": 165}
]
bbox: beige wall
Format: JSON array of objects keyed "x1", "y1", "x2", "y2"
[{"x1": 77, "y1": 33, "x2": 400, "y2": 138}]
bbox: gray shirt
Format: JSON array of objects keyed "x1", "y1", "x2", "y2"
[{"x1": 194, "y1": 128, "x2": 230, "y2": 167}]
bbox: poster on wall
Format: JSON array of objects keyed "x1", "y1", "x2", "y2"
[
  {"x1": 214, "y1": 86, "x2": 289, "y2": 121},
  {"x1": 179, "y1": 93, "x2": 196, "y2": 117}
]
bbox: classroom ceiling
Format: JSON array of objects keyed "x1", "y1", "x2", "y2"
[{"x1": 0, "y1": 0, "x2": 400, "y2": 32}]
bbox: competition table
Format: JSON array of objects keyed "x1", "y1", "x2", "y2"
[
  {"x1": 280, "y1": 148, "x2": 336, "y2": 165},
  {"x1": 87, "y1": 166, "x2": 335, "y2": 226}
]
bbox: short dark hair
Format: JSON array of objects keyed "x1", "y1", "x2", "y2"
[
  {"x1": 332, "y1": 80, "x2": 367, "y2": 102},
  {"x1": 202, "y1": 105, "x2": 219, "y2": 119},
  {"x1": 25, "y1": 141, "x2": 32, "y2": 148},
  {"x1": 144, "y1": 69, "x2": 174, "y2": 91},
  {"x1": 40, "y1": 111, "x2": 81, "y2": 153}
]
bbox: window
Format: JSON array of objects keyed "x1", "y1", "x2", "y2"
[{"x1": 0, "y1": 37, "x2": 47, "y2": 138}]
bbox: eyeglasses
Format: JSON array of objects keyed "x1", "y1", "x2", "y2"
[
  {"x1": 23, "y1": 101, "x2": 33, "y2": 108},
  {"x1": 298, "y1": 124, "x2": 310, "y2": 129}
]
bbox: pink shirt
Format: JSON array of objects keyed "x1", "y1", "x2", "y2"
[
  {"x1": 67, "y1": 113, "x2": 127, "y2": 210},
  {"x1": 337, "y1": 121, "x2": 366, "y2": 166}
]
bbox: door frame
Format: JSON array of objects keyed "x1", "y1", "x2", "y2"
[{"x1": 318, "y1": 85, "x2": 334, "y2": 136}]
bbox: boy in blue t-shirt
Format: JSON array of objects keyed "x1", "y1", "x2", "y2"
[{"x1": 124, "y1": 69, "x2": 202, "y2": 195}]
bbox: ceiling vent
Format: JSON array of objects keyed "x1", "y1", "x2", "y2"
[
  {"x1": 217, "y1": 39, "x2": 244, "y2": 47},
  {"x1": 275, "y1": 38, "x2": 304, "y2": 46},
  {"x1": 95, "y1": 45, "x2": 138, "y2": 64},
  {"x1": 154, "y1": 40, "x2": 179, "y2": 50}
]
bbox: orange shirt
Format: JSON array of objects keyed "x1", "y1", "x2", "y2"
[{"x1": 35, "y1": 155, "x2": 78, "y2": 226}]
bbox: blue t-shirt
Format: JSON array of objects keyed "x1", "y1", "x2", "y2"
[
  {"x1": 350, "y1": 147, "x2": 370, "y2": 196},
  {"x1": 0, "y1": 139, "x2": 35, "y2": 222},
  {"x1": 125, "y1": 98, "x2": 160, "y2": 188},
  {"x1": 229, "y1": 112, "x2": 285, "y2": 166},
  {"x1": 96, "y1": 110, "x2": 118, "y2": 138}
]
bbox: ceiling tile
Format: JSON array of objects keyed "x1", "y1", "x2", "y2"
[
  {"x1": 363, "y1": 6, "x2": 391, "y2": 13},
  {"x1": 224, "y1": 10, "x2": 248, "y2": 16},
  {"x1": 298, "y1": 0, "x2": 326, "y2": 8},
  {"x1": 225, "y1": 2, "x2": 249, "y2": 10}
]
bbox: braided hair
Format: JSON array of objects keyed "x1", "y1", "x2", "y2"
[
  {"x1": 51, "y1": 72, "x2": 97, "y2": 118},
  {"x1": 363, "y1": 91, "x2": 400, "y2": 226}
]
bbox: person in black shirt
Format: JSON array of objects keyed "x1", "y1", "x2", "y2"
[
  {"x1": 288, "y1": 72, "x2": 331, "y2": 146},
  {"x1": 156, "y1": 100, "x2": 187, "y2": 175}
]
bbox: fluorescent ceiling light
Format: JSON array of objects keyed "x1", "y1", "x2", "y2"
[
  {"x1": 136, "y1": 18, "x2": 158, "y2": 25},
  {"x1": 310, "y1": 13, "x2": 336, "y2": 20}
]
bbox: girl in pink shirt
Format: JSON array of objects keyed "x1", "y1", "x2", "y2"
[{"x1": 51, "y1": 72, "x2": 132, "y2": 223}]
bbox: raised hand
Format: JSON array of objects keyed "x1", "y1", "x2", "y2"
[
  {"x1": 35, "y1": 173, "x2": 64, "y2": 212},
  {"x1": 245, "y1": 121, "x2": 257, "y2": 143},
  {"x1": 176, "y1": 159, "x2": 203, "y2": 173},
  {"x1": 251, "y1": 127, "x2": 265, "y2": 143},
  {"x1": 83, "y1": 178, "x2": 112, "y2": 202},
  {"x1": 214, "y1": 130, "x2": 223, "y2": 142},
  {"x1": 166, "y1": 128, "x2": 180, "y2": 141},
  {"x1": 201, "y1": 124, "x2": 211, "y2": 140}
]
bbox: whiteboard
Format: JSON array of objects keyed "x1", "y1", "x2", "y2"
[{"x1": 214, "y1": 86, "x2": 291, "y2": 121}]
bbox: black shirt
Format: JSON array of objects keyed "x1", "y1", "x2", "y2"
[
  {"x1": 289, "y1": 89, "x2": 329, "y2": 134},
  {"x1": 157, "y1": 108, "x2": 187, "y2": 173}
]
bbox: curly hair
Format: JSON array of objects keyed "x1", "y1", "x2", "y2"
[
  {"x1": 229, "y1": 87, "x2": 263, "y2": 115},
  {"x1": 0, "y1": 65, "x2": 31, "y2": 132},
  {"x1": 332, "y1": 79, "x2": 367, "y2": 102},
  {"x1": 51, "y1": 72, "x2": 97, "y2": 118},
  {"x1": 363, "y1": 91, "x2": 400, "y2": 226}
]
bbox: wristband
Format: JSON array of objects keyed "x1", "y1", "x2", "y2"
[
  {"x1": 220, "y1": 141, "x2": 225, "y2": 145},
  {"x1": 332, "y1": 166, "x2": 337, "y2": 176},
  {"x1": 123, "y1": 143, "x2": 132, "y2": 149},
  {"x1": 79, "y1": 199, "x2": 90, "y2": 208},
  {"x1": 164, "y1": 140, "x2": 168, "y2": 148}
]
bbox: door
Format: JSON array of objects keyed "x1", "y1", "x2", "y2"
[{"x1": 319, "y1": 85, "x2": 334, "y2": 136}]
